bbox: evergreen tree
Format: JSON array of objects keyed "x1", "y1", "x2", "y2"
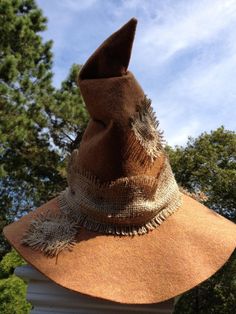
[
  {"x1": 46, "y1": 64, "x2": 88, "y2": 154},
  {"x1": 0, "y1": 0, "x2": 55, "y2": 257},
  {"x1": 0, "y1": 1, "x2": 88, "y2": 311},
  {"x1": 0, "y1": 0, "x2": 88, "y2": 257},
  {"x1": 167, "y1": 126, "x2": 236, "y2": 219}
]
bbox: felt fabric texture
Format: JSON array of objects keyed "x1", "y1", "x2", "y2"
[
  {"x1": 3, "y1": 17, "x2": 236, "y2": 304},
  {"x1": 79, "y1": 18, "x2": 137, "y2": 79},
  {"x1": 77, "y1": 71, "x2": 166, "y2": 182},
  {"x1": 77, "y1": 24, "x2": 166, "y2": 181},
  {"x1": 3, "y1": 194, "x2": 236, "y2": 304}
]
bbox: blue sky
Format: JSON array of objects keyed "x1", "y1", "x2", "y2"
[{"x1": 37, "y1": 0, "x2": 236, "y2": 146}]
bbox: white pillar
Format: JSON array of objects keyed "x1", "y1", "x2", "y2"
[{"x1": 15, "y1": 265, "x2": 174, "y2": 314}]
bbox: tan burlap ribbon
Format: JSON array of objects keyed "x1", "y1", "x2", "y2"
[
  {"x1": 21, "y1": 158, "x2": 182, "y2": 257},
  {"x1": 58, "y1": 158, "x2": 182, "y2": 235}
]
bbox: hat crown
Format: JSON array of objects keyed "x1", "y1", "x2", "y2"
[
  {"x1": 75, "y1": 18, "x2": 165, "y2": 182},
  {"x1": 57, "y1": 19, "x2": 183, "y2": 237},
  {"x1": 18, "y1": 19, "x2": 181, "y2": 256}
]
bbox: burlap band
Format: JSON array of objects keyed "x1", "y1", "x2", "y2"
[
  {"x1": 21, "y1": 159, "x2": 182, "y2": 257},
  {"x1": 58, "y1": 158, "x2": 182, "y2": 235}
]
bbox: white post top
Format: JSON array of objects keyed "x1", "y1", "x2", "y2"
[{"x1": 15, "y1": 265, "x2": 174, "y2": 314}]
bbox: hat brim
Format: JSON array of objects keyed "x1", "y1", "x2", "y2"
[{"x1": 3, "y1": 193, "x2": 236, "y2": 304}]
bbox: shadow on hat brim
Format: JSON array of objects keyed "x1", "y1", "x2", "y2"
[{"x1": 3, "y1": 194, "x2": 236, "y2": 304}]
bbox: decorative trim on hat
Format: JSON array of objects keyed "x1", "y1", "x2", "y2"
[
  {"x1": 124, "y1": 96, "x2": 165, "y2": 167},
  {"x1": 58, "y1": 193, "x2": 181, "y2": 237},
  {"x1": 21, "y1": 159, "x2": 182, "y2": 257},
  {"x1": 62, "y1": 157, "x2": 181, "y2": 225},
  {"x1": 58, "y1": 158, "x2": 182, "y2": 235},
  {"x1": 21, "y1": 211, "x2": 78, "y2": 257},
  {"x1": 129, "y1": 96, "x2": 165, "y2": 162}
]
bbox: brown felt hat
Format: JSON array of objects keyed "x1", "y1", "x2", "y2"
[{"x1": 3, "y1": 18, "x2": 236, "y2": 304}]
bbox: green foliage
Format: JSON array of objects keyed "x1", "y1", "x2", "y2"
[
  {"x1": 0, "y1": 2, "x2": 88, "y2": 312},
  {"x1": 167, "y1": 126, "x2": 236, "y2": 219},
  {"x1": 0, "y1": 0, "x2": 88, "y2": 257},
  {"x1": 0, "y1": 275, "x2": 31, "y2": 314},
  {"x1": 0, "y1": 250, "x2": 31, "y2": 313},
  {"x1": 47, "y1": 64, "x2": 89, "y2": 154},
  {"x1": 169, "y1": 127, "x2": 236, "y2": 313},
  {"x1": 0, "y1": 250, "x2": 26, "y2": 278},
  {"x1": 0, "y1": 0, "x2": 55, "y2": 256}
]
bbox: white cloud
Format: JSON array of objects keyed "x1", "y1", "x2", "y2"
[
  {"x1": 132, "y1": 0, "x2": 236, "y2": 65},
  {"x1": 151, "y1": 47, "x2": 236, "y2": 145},
  {"x1": 166, "y1": 120, "x2": 201, "y2": 147},
  {"x1": 58, "y1": 0, "x2": 97, "y2": 12},
  {"x1": 128, "y1": 0, "x2": 236, "y2": 145}
]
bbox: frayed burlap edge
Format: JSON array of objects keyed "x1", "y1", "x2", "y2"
[
  {"x1": 129, "y1": 96, "x2": 165, "y2": 162},
  {"x1": 21, "y1": 142, "x2": 182, "y2": 257},
  {"x1": 21, "y1": 190, "x2": 181, "y2": 258},
  {"x1": 58, "y1": 192, "x2": 182, "y2": 236},
  {"x1": 21, "y1": 161, "x2": 182, "y2": 257},
  {"x1": 63, "y1": 157, "x2": 182, "y2": 224},
  {"x1": 21, "y1": 196, "x2": 182, "y2": 257},
  {"x1": 21, "y1": 210, "x2": 79, "y2": 257}
]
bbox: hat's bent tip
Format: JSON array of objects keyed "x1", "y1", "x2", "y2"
[
  {"x1": 79, "y1": 18, "x2": 138, "y2": 80},
  {"x1": 127, "y1": 17, "x2": 138, "y2": 27}
]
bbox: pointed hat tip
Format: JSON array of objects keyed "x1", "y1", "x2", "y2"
[
  {"x1": 120, "y1": 17, "x2": 137, "y2": 39},
  {"x1": 127, "y1": 17, "x2": 138, "y2": 26},
  {"x1": 79, "y1": 18, "x2": 138, "y2": 80}
]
